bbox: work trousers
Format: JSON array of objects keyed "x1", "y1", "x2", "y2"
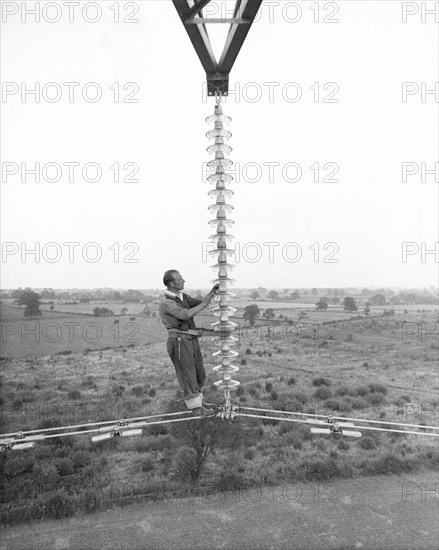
[{"x1": 166, "y1": 336, "x2": 206, "y2": 409}]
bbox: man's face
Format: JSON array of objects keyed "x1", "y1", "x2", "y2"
[{"x1": 171, "y1": 272, "x2": 185, "y2": 291}]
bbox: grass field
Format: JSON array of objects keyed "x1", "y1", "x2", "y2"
[{"x1": 0, "y1": 303, "x2": 437, "y2": 526}]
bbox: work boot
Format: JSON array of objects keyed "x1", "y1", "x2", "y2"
[{"x1": 191, "y1": 406, "x2": 214, "y2": 417}]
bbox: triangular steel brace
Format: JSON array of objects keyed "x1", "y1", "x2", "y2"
[{"x1": 171, "y1": 0, "x2": 263, "y2": 96}]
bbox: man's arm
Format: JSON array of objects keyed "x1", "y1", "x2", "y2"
[{"x1": 162, "y1": 285, "x2": 219, "y2": 321}]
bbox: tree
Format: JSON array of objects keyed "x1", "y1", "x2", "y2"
[
  {"x1": 49, "y1": 305, "x2": 54, "y2": 311},
  {"x1": 311, "y1": 288, "x2": 318, "y2": 296},
  {"x1": 343, "y1": 297, "x2": 358, "y2": 312},
  {"x1": 243, "y1": 304, "x2": 260, "y2": 326},
  {"x1": 262, "y1": 308, "x2": 275, "y2": 321},
  {"x1": 250, "y1": 290, "x2": 260, "y2": 301},
  {"x1": 316, "y1": 300, "x2": 328, "y2": 311},
  {"x1": 320, "y1": 296, "x2": 330, "y2": 303},
  {"x1": 331, "y1": 297, "x2": 341, "y2": 304},
  {"x1": 290, "y1": 290, "x2": 300, "y2": 300},
  {"x1": 80, "y1": 296, "x2": 90, "y2": 304},
  {"x1": 370, "y1": 294, "x2": 386, "y2": 306},
  {"x1": 18, "y1": 290, "x2": 42, "y2": 318},
  {"x1": 267, "y1": 290, "x2": 279, "y2": 301},
  {"x1": 364, "y1": 302, "x2": 370, "y2": 316},
  {"x1": 24, "y1": 303, "x2": 42, "y2": 318}
]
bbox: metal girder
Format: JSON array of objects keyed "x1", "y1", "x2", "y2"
[
  {"x1": 172, "y1": 0, "x2": 217, "y2": 74},
  {"x1": 217, "y1": 0, "x2": 263, "y2": 74},
  {"x1": 171, "y1": 0, "x2": 262, "y2": 96},
  {"x1": 186, "y1": 0, "x2": 214, "y2": 21}
]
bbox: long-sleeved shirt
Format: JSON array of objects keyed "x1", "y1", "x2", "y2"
[{"x1": 158, "y1": 291, "x2": 203, "y2": 331}]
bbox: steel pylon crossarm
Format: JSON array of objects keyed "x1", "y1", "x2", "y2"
[{"x1": 171, "y1": 0, "x2": 263, "y2": 96}]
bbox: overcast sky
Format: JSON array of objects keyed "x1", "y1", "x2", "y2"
[{"x1": 1, "y1": 1, "x2": 438, "y2": 290}]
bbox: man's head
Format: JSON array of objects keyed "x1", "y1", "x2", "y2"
[{"x1": 163, "y1": 270, "x2": 185, "y2": 291}]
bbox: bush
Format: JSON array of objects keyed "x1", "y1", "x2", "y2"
[
  {"x1": 140, "y1": 458, "x2": 155, "y2": 473},
  {"x1": 172, "y1": 447, "x2": 198, "y2": 482},
  {"x1": 367, "y1": 393, "x2": 387, "y2": 406},
  {"x1": 368, "y1": 383, "x2": 388, "y2": 395},
  {"x1": 4, "y1": 455, "x2": 35, "y2": 477},
  {"x1": 355, "y1": 385, "x2": 369, "y2": 397},
  {"x1": 240, "y1": 358, "x2": 247, "y2": 366},
  {"x1": 148, "y1": 388, "x2": 156, "y2": 398},
  {"x1": 72, "y1": 450, "x2": 91, "y2": 470},
  {"x1": 287, "y1": 376, "x2": 296, "y2": 386},
  {"x1": 245, "y1": 348, "x2": 252, "y2": 355},
  {"x1": 350, "y1": 397, "x2": 368, "y2": 410},
  {"x1": 323, "y1": 398, "x2": 343, "y2": 412},
  {"x1": 338, "y1": 440, "x2": 350, "y2": 451},
  {"x1": 314, "y1": 386, "x2": 332, "y2": 400},
  {"x1": 55, "y1": 457, "x2": 74, "y2": 476},
  {"x1": 358, "y1": 436, "x2": 376, "y2": 450},
  {"x1": 132, "y1": 385, "x2": 145, "y2": 397},
  {"x1": 217, "y1": 469, "x2": 246, "y2": 492},
  {"x1": 271, "y1": 391, "x2": 278, "y2": 401},
  {"x1": 346, "y1": 334, "x2": 354, "y2": 342},
  {"x1": 236, "y1": 385, "x2": 244, "y2": 397},
  {"x1": 312, "y1": 377, "x2": 331, "y2": 387},
  {"x1": 43, "y1": 488, "x2": 76, "y2": 519},
  {"x1": 265, "y1": 382, "x2": 273, "y2": 393},
  {"x1": 67, "y1": 389, "x2": 81, "y2": 400},
  {"x1": 248, "y1": 387, "x2": 259, "y2": 397},
  {"x1": 147, "y1": 424, "x2": 168, "y2": 436}
]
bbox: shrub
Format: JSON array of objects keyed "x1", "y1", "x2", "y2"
[
  {"x1": 368, "y1": 383, "x2": 388, "y2": 395},
  {"x1": 338, "y1": 440, "x2": 350, "y2": 451},
  {"x1": 314, "y1": 386, "x2": 332, "y2": 400},
  {"x1": 217, "y1": 470, "x2": 246, "y2": 492},
  {"x1": 355, "y1": 385, "x2": 369, "y2": 397},
  {"x1": 55, "y1": 457, "x2": 74, "y2": 476},
  {"x1": 140, "y1": 458, "x2": 155, "y2": 473},
  {"x1": 4, "y1": 455, "x2": 35, "y2": 477},
  {"x1": 323, "y1": 398, "x2": 342, "y2": 411},
  {"x1": 358, "y1": 436, "x2": 376, "y2": 450},
  {"x1": 148, "y1": 388, "x2": 156, "y2": 398},
  {"x1": 172, "y1": 447, "x2": 198, "y2": 482},
  {"x1": 72, "y1": 450, "x2": 91, "y2": 470},
  {"x1": 288, "y1": 376, "x2": 296, "y2": 386},
  {"x1": 245, "y1": 348, "x2": 252, "y2": 355},
  {"x1": 346, "y1": 333, "x2": 354, "y2": 342},
  {"x1": 367, "y1": 393, "x2": 387, "y2": 406},
  {"x1": 147, "y1": 424, "x2": 168, "y2": 436},
  {"x1": 236, "y1": 385, "x2": 244, "y2": 397},
  {"x1": 241, "y1": 358, "x2": 247, "y2": 366},
  {"x1": 312, "y1": 377, "x2": 331, "y2": 387},
  {"x1": 350, "y1": 397, "x2": 368, "y2": 410},
  {"x1": 265, "y1": 382, "x2": 273, "y2": 393},
  {"x1": 67, "y1": 389, "x2": 81, "y2": 400},
  {"x1": 271, "y1": 391, "x2": 278, "y2": 401},
  {"x1": 43, "y1": 489, "x2": 76, "y2": 519},
  {"x1": 131, "y1": 385, "x2": 145, "y2": 397}
]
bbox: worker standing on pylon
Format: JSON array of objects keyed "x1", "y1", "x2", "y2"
[{"x1": 158, "y1": 270, "x2": 219, "y2": 415}]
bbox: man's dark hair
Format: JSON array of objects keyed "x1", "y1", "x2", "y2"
[{"x1": 163, "y1": 269, "x2": 179, "y2": 287}]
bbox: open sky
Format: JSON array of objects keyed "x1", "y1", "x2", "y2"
[{"x1": 1, "y1": 0, "x2": 438, "y2": 290}]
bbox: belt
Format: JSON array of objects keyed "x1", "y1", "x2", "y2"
[{"x1": 168, "y1": 329, "x2": 201, "y2": 339}]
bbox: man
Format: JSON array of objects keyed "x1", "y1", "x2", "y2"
[{"x1": 158, "y1": 269, "x2": 220, "y2": 415}]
